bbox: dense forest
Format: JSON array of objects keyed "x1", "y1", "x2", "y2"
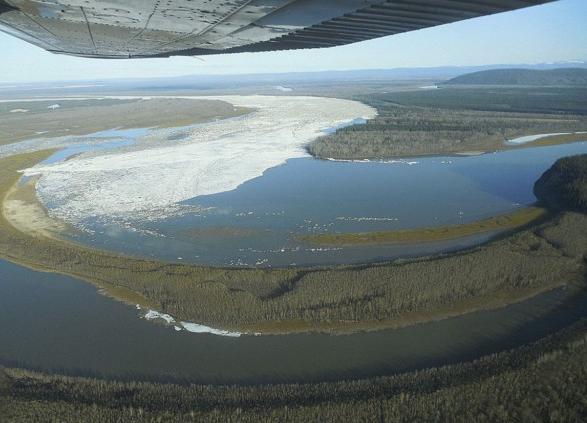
[
  {"x1": 535, "y1": 154, "x2": 587, "y2": 213},
  {"x1": 444, "y1": 67, "x2": 587, "y2": 86},
  {"x1": 371, "y1": 86, "x2": 587, "y2": 114},
  {"x1": 307, "y1": 87, "x2": 587, "y2": 159}
]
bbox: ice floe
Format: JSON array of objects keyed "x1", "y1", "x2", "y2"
[
  {"x1": 336, "y1": 216, "x2": 399, "y2": 222},
  {"x1": 142, "y1": 307, "x2": 242, "y2": 337},
  {"x1": 144, "y1": 309, "x2": 175, "y2": 324},
  {"x1": 23, "y1": 95, "x2": 376, "y2": 226},
  {"x1": 326, "y1": 158, "x2": 419, "y2": 165},
  {"x1": 506, "y1": 132, "x2": 587, "y2": 145}
]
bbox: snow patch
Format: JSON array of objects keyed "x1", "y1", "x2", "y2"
[
  {"x1": 180, "y1": 322, "x2": 241, "y2": 337},
  {"x1": 326, "y1": 158, "x2": 419, "y2": 165},
  {"x1": 336, "y1": 216, "x2": 399, "y2": 222},
  {"x1": 144, "y1": 309, "x2": 175, "y2": 324},
  {"x1": 506, "y1": 132, "x2": 587, "y2": 145},
  {"x1": 142, "y1": 308, "x2": 243, "y2": 337}
]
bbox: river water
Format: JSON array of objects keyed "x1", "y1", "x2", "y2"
[
  {"x1": 1, "y1": 258, "x2": 585, "y2": 384},
  {"x1": 58, "y1": 140, "x2": 587, "y2": 267}
]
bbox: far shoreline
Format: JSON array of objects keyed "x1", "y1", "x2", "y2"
[{"x1": 308, "y1": 132, "x2": 587, "y2": 161}]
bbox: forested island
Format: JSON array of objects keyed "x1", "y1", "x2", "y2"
[
  {"x1": 534, "y1": 154, "x2": 587, "y2": 213},
  {"x1": 307, "y1": 85, "x2": 587, "y2": 160}
]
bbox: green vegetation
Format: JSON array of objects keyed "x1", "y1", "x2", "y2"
[
  {"x1": 535, "y1": 154, "x2": 587, "y2": 213},
  {"x1": 3, "y1": 318, "x2": 587, "y2": 421},
  {"x1": 444, "y1": 67, "x2": 587, "y2": 86},
  {"x1": 299, "y1": 207, "x2": 547, "y2": 246},
  {"x1": 308, "y1": 87, "x2": 587, "y2": 159},
  {"x1": 1, "y1": 151, "x2": 585, "y2": 334},
  {"x1": 371, "y1": 86, "x2": 587, "y2": 115}
]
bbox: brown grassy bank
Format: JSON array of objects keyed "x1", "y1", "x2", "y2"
[
  {"x1": 299, "y1": 207, "x2": 547, "y2": 246},
  {"x1": 0, "y1": 97, "x2": 251, "y2": 146}
]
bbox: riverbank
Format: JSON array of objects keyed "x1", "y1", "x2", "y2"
[
  {"x1": 1, "y1": 151, "x2": 585, "y2": 335},
  {"x1": 314, "y1": 132, "x2": 587, "y2": 161},
  {"x1": 307, "y1": 87, "x2": 587, "y2": 160}
]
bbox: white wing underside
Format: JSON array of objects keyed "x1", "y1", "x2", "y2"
[{"x1": 0, "y1": 0, "x2": 552, "y2": 58}]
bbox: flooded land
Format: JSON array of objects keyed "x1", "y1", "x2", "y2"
[
  {"x1": 0, "y1": 86, "x2": 586, "y2": 421},
  {"x1": 0, "y1": 97, "x2": 250, "y2": 145},
  {"x1": 0, "y1": 93, "x2": 584, "y2": 336},
  {"x1": 31, "y1": 140, "x2": 587, "y2": 267}
]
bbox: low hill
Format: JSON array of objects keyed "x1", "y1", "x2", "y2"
[
  {"x1": 534, "y1": 154, "x2": 587, "y2": 213},
  {"x1": 444, "y1": 68, "x2": 587, "y2": 86}
]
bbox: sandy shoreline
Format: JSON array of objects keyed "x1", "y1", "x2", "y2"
[{"x1": 2, "y1": 177, "x2": 67, "y2": 239}]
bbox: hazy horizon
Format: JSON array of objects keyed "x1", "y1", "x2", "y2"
[{"x1": 1, "y1": 0, "x2": 586, "y2": 84}]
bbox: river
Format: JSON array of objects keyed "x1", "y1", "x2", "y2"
[{"x1": 1, "y1": 258, "x2": 585, "y2": 384}]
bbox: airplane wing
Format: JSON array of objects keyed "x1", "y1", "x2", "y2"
[{"x1": 0, "y1": 0, "x2": 553, "y2": 59}]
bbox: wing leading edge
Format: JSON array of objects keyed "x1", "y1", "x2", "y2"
[{"x1": 0, "y1": 0, "x2": 553, "y2": 59}]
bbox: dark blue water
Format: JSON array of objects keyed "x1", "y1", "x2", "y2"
[{"x1": 67, "y1": 141, "x2": 587, "y2": 267}]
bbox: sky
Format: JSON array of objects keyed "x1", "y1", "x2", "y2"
[{"x1": 0, "y1": 0, "x2": 586, "y2": 83}]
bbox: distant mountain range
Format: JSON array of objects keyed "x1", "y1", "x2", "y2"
[
  {"x1": 444, "y1": 68, "x2": 587, "y2": 86},
  {"x1": 2, "y1": 61, "x2": 586, "y2": 94},
  {"x1": 121, "y1": 62, "x2": 587, "y2": 89}
]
